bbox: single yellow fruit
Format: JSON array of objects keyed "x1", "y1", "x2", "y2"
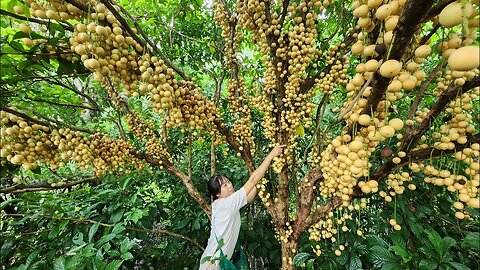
[
  {"x1": 353, "y1": 4, "x2": 369, "y2": 17},
  {"x1": 385, "y1": 15, "x2": 399, "y2": 31},
  {"x1": 415, "y1": 45, "x2": 432, "y2": 58},
  {"x1": 365, "y1": 59, "x2": 379, "y2": 72},
  {"x1": 454, "y1": 211, "x2": 465, "y2": 219},
  {"x1": 448, "y1": 46, "x2": 480, "y2": 71},
  {"x1": 439, "y1": 2, "x2": 473, "y2": 28},
  {"x1": 389, "y1": 118, "x2": 404, "y2": 131},
  {"x1": 466, "y1": 197, "x2": 479, "y2": 209},
  {"x1": 358, "y1": 114, "x2": 371, "y2": 125},
  {"x1": 351, "y1": 42, "x2": 364, "y2": 55},
  {"x1": 375, "y1": 4, "x2": 392, "y2": 20},
  {"x1": 19, "y1": 23, "x2": 31, "y2": 34},
  {"x1": 380, "y1": 60, "x2": 402, "y2": 78},
  {"x1": 368, "y1": 0, "x2": 383, "y2": 9},
  {"x1": 13, "y1": 5, "x2": 24, "y2": 14}
]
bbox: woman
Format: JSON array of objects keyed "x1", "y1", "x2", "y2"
[{"x1": 199, "y1": 145, "x2": 286, "y2": 269}]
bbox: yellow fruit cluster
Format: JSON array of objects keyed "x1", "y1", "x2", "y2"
[
  {"x1": 0, "y1": 110, "x2": 143, "y2": 175},
  {"x1": 16, "y1": 0, "x2": 221, "y2": 136},
  {"x1": 126, "y1": 113, "x2": 170, "y2": 162}
]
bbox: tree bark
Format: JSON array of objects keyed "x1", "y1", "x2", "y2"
[{"x1": 280, "y1": 239, "x2": 298, "y2": 270}]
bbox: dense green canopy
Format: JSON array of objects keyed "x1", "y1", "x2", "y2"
[{"x1": 0, "y1": 0, "x2": 479, "y2": 269}]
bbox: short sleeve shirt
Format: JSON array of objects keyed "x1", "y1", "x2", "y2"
[{"x1": 199, "y1": 187, "x2": 248, "y2": 269}]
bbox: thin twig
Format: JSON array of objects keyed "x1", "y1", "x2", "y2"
[
  {"x1": 405, "y1": 61, "x2": 444, "y2": 123},
  {"x1": 24, "y1": 97, "x2": 98, "y2": 111}
]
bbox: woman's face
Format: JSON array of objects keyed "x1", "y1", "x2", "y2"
[{"x1": 217, "y1": 177, "x2": 234, "y2": 199}]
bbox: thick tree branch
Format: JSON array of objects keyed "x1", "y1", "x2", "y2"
[
  {"x1": 213, "y1": 118, "x2": 255, "y2": 172},
  {"x1": 293, "y1": 167, "x2": 322, "y2": 235},
  {"x1": 372, "y1": 133, "x2": 480, "y2": 182},
  {"x1": 1, "y1": 106, "x2": 52, "y2": 127},
  {"x1": 357, "y1": 0, "x2": 435, "y2": 127},
  {"x1": 129, "y1": 150, "x2": 212, "y2": 217},
  {"x1": 302, "y1": 196, "x2": 343, "y2": 234}
]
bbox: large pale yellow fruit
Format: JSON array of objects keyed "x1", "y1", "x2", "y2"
[
  {"x1": 448, "y1": 46, "x2": 480, "y2": 71},
  {"x1": 380, "y1": 60, "x2": 402, "y2": 78},
  {"x1": 439, "y1": 2, "x2": 473, "y2": 28}
]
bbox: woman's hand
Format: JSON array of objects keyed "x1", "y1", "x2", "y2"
[{"x1": 269, "y1": 145, "x2": 286, "y2": 158}]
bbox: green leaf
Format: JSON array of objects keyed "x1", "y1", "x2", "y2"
[
  {"x1": 126, "y1": 208, "x2": 145, "y2": 224},
  {"x1": 0, "y1": 198, "x2": 21, "y2": 210},
  {"x1": 72, "y1": 232, "x2": 85, "y2": 245},
  {"x1": 449, "y1": 262, "x2": 471, "y2": 270},
  {"x1": 12, "y1": 31, "x2": 29, "y2": 40},
  {"x1": 96, "y1": 233, "x2": 116, "y2": 247},
  {"x1": 109, "y1": 208, "x2": 124, "y2": 223},
  {"x1": 348, "y1": 253, "x2": 362, "y2": 270},
  {"x1": 111, "y1": 223, "x2": 125, "y2": 235},
  {"x1": 389, "y1": 233, "x2": 406, "y2": 250},
  {"x1": 66, "y1": 253, "x2": 82, "y2": 269},
  {"x1": 95, "y1": 250, "x2": 106, "y2": 269},
  {"x1": 425, "y1": 229, "x2": 443, "y2": 256},
  {"x1": 306, "y1": 259, "x2": 315, "y2": 270},
  {"x1": 368, "y1": 246, "x2": 396, "y2": 267},
  {"x1": 389, "y1": 245, "x2": 411, "y2": 262},
  {"x1": 58, "y1": 220, "x2": 69, "y2": 233},
  {"x1": 407, "y1": 217, "x2": 425, "y2": 238},
  {"x1": 293, "y1": 252, "x2": 312, "y2": 266},
  {"x1": 48, "y1": 226, "x2": 60, "y2": 240},
  {"x1": 366, "y1": 235, "x2": 389, "y2": 248},
  {"x1": 10, "y1": 40, "x2": 26, "y2": 52},
  {"x1": 120, "y1": 238, "x2": 135, "y2": 254},
  {"x1": 24, "y1": 249, "x2": 40, "y2": 268},
  {"x1": 461, "y1": 232, "x2": 479, "y2": 250},
  {"x1": 89, "y1": 222, "x2": 100, "y2": 243},
  {"x1": 336, "y1": 251, "x2": 349, "y2": 266},
  {"x1": 381, "y1": 263, "x2": 403, "y2": 270},
  {"x1": 442, "y1": 237, "x2": 456, "y2": 252},
  {"x1": 1, "y1": 238, "x2": 13, "y2": 259},
  {"x1": 53, "y1": 257, "x2": 66, "y2": 270},
  {"x1": 419, "y1": 259, "x2": 438, "y2": 270},
  {"x1": 121, "y1": 252, "x2": 134, "y2": 260},
  {"x1": 65, "y1": 243, "x2": 87, "y2": 256},
  {"x1": 247, "y1": 242, "x2": 260, "y2": 253},
  {"x1": 105, "y1": 259, "x2": 123, "y2": 270}
]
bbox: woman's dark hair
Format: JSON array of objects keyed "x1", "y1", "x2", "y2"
[{"x1": 207, "y1": 174, "x2": 226, "y2": 201}]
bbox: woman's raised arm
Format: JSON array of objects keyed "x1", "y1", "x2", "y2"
[{"x1": 243, "y1": 145, "x2": 286, "y2": 199}]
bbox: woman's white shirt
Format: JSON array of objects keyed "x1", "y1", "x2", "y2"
[{"x1": 199, "y1": 187, "x2": 247, "y2": 269}]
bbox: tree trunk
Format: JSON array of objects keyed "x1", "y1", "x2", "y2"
[{"x1": 280, "y1": 239, "x2": 298, "y2": 270}]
